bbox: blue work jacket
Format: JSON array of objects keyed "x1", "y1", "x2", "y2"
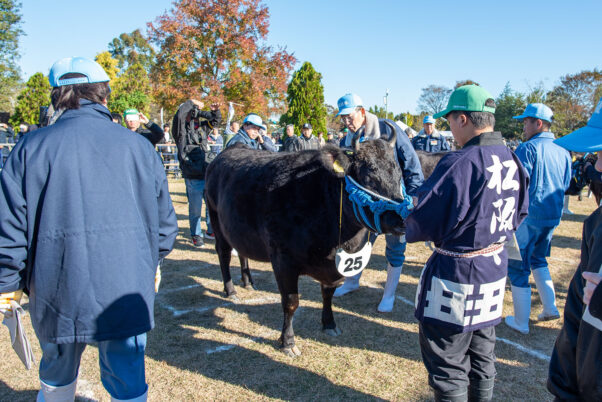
[{"x1": 514, "y1": 131, "x2": 571, "y2": 227}]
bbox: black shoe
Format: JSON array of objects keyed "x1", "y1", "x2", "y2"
[{"x1": 192, "y1": 235, "x2": 204, "y2": 248}]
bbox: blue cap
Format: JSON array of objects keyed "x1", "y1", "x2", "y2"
[
  {"x1": 554, "y1": 99, "x2": 602, "y2": 152},
  {"x1": 513, "y1": 103, "x2": 553, "y2": 123},
  {"x1": 423, "y1": 115, "x2": 436, "y2": 124},
  {"x1": 242, "y1": 113, "x2": 267, "y2": 131},
  {"x1": 49, "y1": 57, "x2": 110, "y2": 87},
  {"x1": 336, "y1": 93, "x2": 363, "y2": 116}
]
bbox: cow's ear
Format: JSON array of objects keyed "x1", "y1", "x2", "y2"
[{"x1": 321, "y1": 147, "x2": 351, "y2": 178}]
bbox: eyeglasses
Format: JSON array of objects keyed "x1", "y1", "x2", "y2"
[{"x1": 340, "y1": 110, "x2": 359, "y2": 123}]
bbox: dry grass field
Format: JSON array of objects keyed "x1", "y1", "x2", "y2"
[{"x1": 0, "y1": 180, "x2": 596, "y2": 401}]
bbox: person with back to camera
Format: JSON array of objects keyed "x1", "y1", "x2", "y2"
[{"x1": 0, "y1": 56, "x2": 177, "y2": 402}]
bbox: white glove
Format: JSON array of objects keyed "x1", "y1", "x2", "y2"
[
  {"x1": 155, "y1": 266, "x2": 162, "y2": 293},
  {"x1": 0, "y1": 290, "x2": 23, "y2": 317}
]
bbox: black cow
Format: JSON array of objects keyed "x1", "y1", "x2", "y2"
[
  {"x1": 205, "y1": 128, "x2": 405, "y2": 356},
  {"x1": 416, "y1": 150, "x2": 446, "y2": 179},
  {"x1": 566, "y1": 154, "x2": 602, "y2": 205}
]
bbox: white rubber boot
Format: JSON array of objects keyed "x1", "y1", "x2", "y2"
[
  {"x1": 378, "y1": 264, "x2": 403, "y2": 313},
  {"x1": 505, "y1": 285, "x2": 531, "y2": 334},
  {"x1": 111, "y1": 390, "x2": 148, "y2": 402},
  {"x1": 37, "y1": 378, "x2": 78, "y2": 402},
  {"x1": 532, "y1": 268, "x2": 560, "y2": 321},
  {"x1": 333, "y1": 271, "x2": 362, "y2": 297}
]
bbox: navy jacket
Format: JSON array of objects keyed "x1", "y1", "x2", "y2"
[
  {"x1": 0, "y1": 100, "x2": 178, "y2": 343},
  {"x1": 227, "y1": 129, "x2": 276, "y2": 152},
  {"x1": 412, "y1": 130, "x2": 450, "y2": 153},
  {"x1": 136, "y1": 122, "x2": 165, "y2": 146},
  {"x1": 406, "y1": 132, "x2": 529, "y2": 332}
]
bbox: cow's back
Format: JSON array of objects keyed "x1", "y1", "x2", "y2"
[{"x1": 205, "y1": 144, "x2": 344, "y2": 274}]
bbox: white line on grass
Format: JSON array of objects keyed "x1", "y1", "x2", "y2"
[
  {"x1": 205, "y1": 333, "x2": 273, "y2": 354},
  {"x1": 396, "y1": 295, "x2": 414, "y2": 307},
  {"x1": 496, "y1": 337, "x2": 550, "y2": 361},
  {"x1": 396, "y1": 296, "x2": 551, "y2": 361},
  {"x1": 160, "y1": 296, "x2": 279, "y2": 317}
]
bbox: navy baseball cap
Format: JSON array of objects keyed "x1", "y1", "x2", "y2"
[
  {"x1": 302, "y1": 123, "x2": 312, "y2": 129},
  {"x1": 49, "y1": 57, "x2": 110, "y2": 87},
  {"x1": 555, "y1": 99, "x2": 602, "y2": 152},
  {"x1": 513, "y1": 103, "x2": 553, "y2": 123}
]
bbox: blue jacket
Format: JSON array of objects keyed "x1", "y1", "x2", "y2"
[
  {"x1": 340, "y1": 118, "x2": 424, "y2": 194},
  {"x1": 411, "y1": 129, "x2": 450, "y2": 153},
  {"x1": 226, "y1": 129, "x2": 276, "y2": 152},
  {"x1": 382, "y1": 119, "x2": 424, "y2": 194},
  {"x1": 514, "y1": 131, "x2": 571, "y2": 226},
  {"x1": 0, "y1": 100, "x2": 178, "y2": 344}
]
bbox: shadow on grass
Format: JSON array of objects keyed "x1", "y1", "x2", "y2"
[
  {"x1": 551, "y1": 234, "x2": 582, "y2": 251},
  {"x1": 559, "y1": 213, "x2": 590, "y2": 223},
  {"x1": 148, "y1": 255, "x2": 430, "y2": 399},
  {"x1": 0, "y1": 380, "x2": 38, "y2": 402}
]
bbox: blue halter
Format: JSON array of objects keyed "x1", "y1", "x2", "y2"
[{"x1": 344, "y1": 176, "x2": 413, "y2": 234}]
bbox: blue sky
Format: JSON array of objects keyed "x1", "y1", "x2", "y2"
[{"x1": 19, "y1": 0, "x2": 602, "y2": 114}]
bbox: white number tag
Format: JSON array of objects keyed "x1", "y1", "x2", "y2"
[{"x1": 336, "y1": 240, "x2": 372, "y2": 277}]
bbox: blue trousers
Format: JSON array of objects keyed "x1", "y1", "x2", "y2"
[
  {"x1": 508, "y1": 221, "x2": 557, "y2": 288},
  {"x1": 370, "y1": 233, "x2": 407, "y2": 267},
  {"x1": 39, "y1": 334, "x2": 147, "y2": 400},
  {"x1": 184, "y1": 178, "x2": 212, "y2": 236}
]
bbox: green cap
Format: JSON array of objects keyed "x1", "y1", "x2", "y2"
[
  {"x1": 123, "y1": 108, "x2": 139, "y2": 119},
  {"x1": 433, "y1": 85, "x2": 495, "y2": 119}
]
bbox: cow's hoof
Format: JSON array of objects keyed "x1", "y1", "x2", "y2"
[
  {"x1": 226, "y1": 293, "x2": 239, "y2": 301},
  {"x1": 323, "y1": 327, "x2": 342, "y2": 337},
  {"x1": 282, "y1": 345, "x2": 301, "y2": 357},
  {"x1": 243, "y1": 283, "x2": 257, "y2": 290}
]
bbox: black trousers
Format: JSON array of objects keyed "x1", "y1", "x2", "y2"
[{"x1": 419, "y1": 322, "x2": 496, "y2": 394}]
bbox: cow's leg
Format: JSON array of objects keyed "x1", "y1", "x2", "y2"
[
  {"x1": 211, "y1": 213, "x2": 237, "y2": 298},
  {"x1": 321, "y1": 284, "x2": 341, "y2": 336},
  {"x1": 239, "y1": 257, "x2": 256, "y2": 289},
  {"x1": 273, "y1": 267, "x2": 301, "y2": 357}
]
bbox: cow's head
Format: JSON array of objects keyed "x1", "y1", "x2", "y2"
[{"x1": 320, "y1": 122, "x2": 406, "y2": 235}]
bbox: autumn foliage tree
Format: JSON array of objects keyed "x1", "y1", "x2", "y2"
[{"x1": 148, "y1": 0, "x2": 296, "y2": 120}]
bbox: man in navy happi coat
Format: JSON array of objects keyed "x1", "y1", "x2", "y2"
[{"x1": 405, "y1": 85, "x2": 529, "y2": 401}]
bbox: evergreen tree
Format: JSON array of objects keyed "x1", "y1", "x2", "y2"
[
  {"x1": 10, "y1": 72, "x2": 51, "y2": 126},
  {"x1": 280, "y1": 61, "x2": 327, "y2": 135},
  {"x1": 109, "y1": 29, "x2": 156, "y2": 74},
  {"x1": 0, "y1": 0, "x2": 24, "y2": 112},
  {"x1": 495, "y1": 82, "x2": 525, "y2": 139}
]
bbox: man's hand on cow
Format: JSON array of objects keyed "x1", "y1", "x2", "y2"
[
  {"x1": 210, "y1": 103, "x2": 220, "y2": 111},
  {"x1": 583, "y1": 271, "x2": 602, "y2": 306},
  {"x1": 139, "y1": 113, "x2": 150, "y2": 125},
  {"x1": 190, "y1": 99, "x2": 204, "y2": 109}
]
